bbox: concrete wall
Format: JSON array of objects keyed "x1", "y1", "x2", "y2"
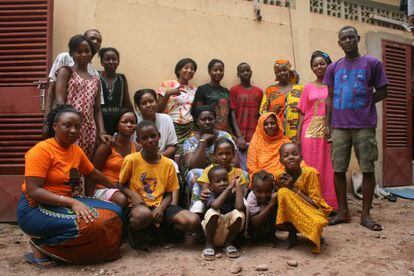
[
  {"x1": 372, "y1": 0, "x2": 400, "y2": 6},
  {"x1": 373, "y1": 0, "x2": 400, "y2": 6},
  {"x1": 52, "y1": 0, "x2": 411, "y2": 185},
  {"x1": 52, "y1": 0, "x2": 409, "y2": 92}
]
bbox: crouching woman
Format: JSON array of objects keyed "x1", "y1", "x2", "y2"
[{"x1": 17, "y1": 105, "x2": 124, "y2": 268}]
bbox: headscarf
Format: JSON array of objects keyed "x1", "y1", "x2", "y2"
[
  {"x1": 247, "y1": 112, "x2": 291, "y2": 178},
  {"x1": 310, "y1": 50, "x2": 332, "y2": 67},
  {"x1": 273, "y1": 59, "x2": 299, "y2": 84}
]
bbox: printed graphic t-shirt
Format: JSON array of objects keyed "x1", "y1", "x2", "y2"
[
  {"x1": 229, "y1": 84, "x2": 263, "y2": 142},
  {"x1": 194, "y1": 83, "x2": 232, "y2": 133},
  {"x1": 118, "y1": 152, "x2": 179, "y2": 207},
  {"x1": 157, "y1": 80, "x2": 196, "y2": 124},
  {"x1": 323, "y1": 55, "x2": 388, "y2": 128}
]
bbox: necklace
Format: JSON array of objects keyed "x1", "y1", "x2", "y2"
[{"x1": 104, "y1": 74, "x2": 118, "y2": 101}]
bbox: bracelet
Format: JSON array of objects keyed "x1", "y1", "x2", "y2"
[
  {"x1": 57, "y1": 195, "x2": 64, "y2": 206},
  {"x1": 199, "y1": 139, "x2": 207, "y2": 143}
]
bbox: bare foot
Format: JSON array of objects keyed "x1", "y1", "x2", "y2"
[
  {"x1": 282, "y1": 232, "x2": 297, "y2": 250},
  {"x1": 328, "y1": 213, "x2": 351, "y2": 225}
]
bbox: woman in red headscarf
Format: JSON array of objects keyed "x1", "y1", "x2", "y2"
[{"x1": 259, "y1": 60, "x2": 302, "y2": 142}]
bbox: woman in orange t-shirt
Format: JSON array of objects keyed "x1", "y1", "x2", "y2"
[
  {"x1": 89, "y1": 109, "x2": 137, "y2": 207},
  {"x1": 17, "y1": 105, "x2": 124, "y2": 268}
]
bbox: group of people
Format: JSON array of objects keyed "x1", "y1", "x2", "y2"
[{"x1": 17, "y1": 25, "x2": 388, "y2": 268}]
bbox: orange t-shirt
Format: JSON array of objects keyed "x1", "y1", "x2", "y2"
[
  {"x1": 21, "y1": 138, "x2": 94, "y2": 205},
  {"x1": 96, "y1": 142, "x2": 136, "y2": 189}
]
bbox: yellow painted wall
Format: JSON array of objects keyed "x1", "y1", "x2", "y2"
[
  {"x1": 373, "y1": 0, "x2": 400, "y2": 6},
  {"x1": 52, "y1": 0, "x2": 411, "y2": 185},
  {"x1": 52, "y1": 0, "x2": 409, "y2": 93}
]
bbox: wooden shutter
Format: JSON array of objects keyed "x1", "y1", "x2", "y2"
[
  {"x1": 0, "y1": 0, "x2": 52, "y2": 86},
  {"x1": 0, "y1": 0, "x2": 53, "y2": 221},
  {"x1": 0, "y1": 0, "x2": 53, "y2": 176},
  {"x1": 382, "y1": 40, "x2": 413, "y2": 187}
]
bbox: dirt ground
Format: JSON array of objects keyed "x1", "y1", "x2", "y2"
[{"x1": 1, "y1": 196, "x2": 414, "y2": 276}]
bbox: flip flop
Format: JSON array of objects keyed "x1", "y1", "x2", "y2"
[
  {"x1": 223, "y1": 245, "x2": 240, "y2": 258},
  {"x1": 386, "y1": 194, "x2": 397, "y2": 202},
  {"x1": 202, "y1": 248, "x2": 215, "y2": 261},
  {"x1": 24, "y1": 252, "x2": 58, "y2": 269},
  {"x1": 360, "y1": 218, "x2": 382, "y2": 231}
]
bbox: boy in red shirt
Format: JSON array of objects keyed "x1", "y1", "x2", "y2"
[{"x1": 229, "y1": 63, "x2": 263, "y2": 170}]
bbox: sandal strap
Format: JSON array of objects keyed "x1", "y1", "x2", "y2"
[
  {"x1": 225, "y1": 245, "x2": 238, "y2": 252},
  {"x1": 203, "y1": 248, "x2": 215, "y2": 255}
]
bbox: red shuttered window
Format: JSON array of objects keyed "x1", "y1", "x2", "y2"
[
  {"x1": 382, "y1": 40, "x2": 413, "y2": 187},
  {"x1": 0, "y1": 0, "x2": 51, "y2": 86}
]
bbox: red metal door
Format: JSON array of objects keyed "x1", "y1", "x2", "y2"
[
  {"x1": 0, "y1": 0, "x2": 53, "y2": 221},
  {"x1": 382, "y1": 40, "x2": 413, "y2": 187}
]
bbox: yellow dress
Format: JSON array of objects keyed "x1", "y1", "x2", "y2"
[{"x1": 275, "y1": 167, "x2": 332, "y2": 253}]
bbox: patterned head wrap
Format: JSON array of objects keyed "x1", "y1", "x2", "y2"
[
  {"x1": 274, "y1": 59, "x2": 291, "y2": 69},
  {"x1": 273, "y1": 59, "x2": 299, "y2": 84}
]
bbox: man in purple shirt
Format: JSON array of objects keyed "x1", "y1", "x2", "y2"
[{"x1": 324, "y1": 26, "x2": 388, "y2": 231}]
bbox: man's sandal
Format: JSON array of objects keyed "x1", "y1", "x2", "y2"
[
  {"x1": 224, "y1": 245, "x2": 240, "y2": 258},
  {"x1": 202, "y1": 248, "x2": 215, "y2": 261}
]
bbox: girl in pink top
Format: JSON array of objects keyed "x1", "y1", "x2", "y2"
[{"x1": 296, "y1": 51, "x2": 338, "y2": 208}]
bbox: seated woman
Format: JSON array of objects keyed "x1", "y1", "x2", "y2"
[
  {"x1": 134, "y1": 89, "x2": 178, "y2": 159},
  {"x1": 247, "y1": 112, "x2": 291, "y2": 180},
  {"x1": 88, "y1": 109, "x2": 137, "y2": 207},
  {"x1": 118, "y1": 120, "x2": 200, "y2": 248},
  {"x1": 275, "y1": 143, "x2": 332, "y2": 253},
  {"x1": 182, "y1": 106, "x2": 237, "y2": 211},
  {"x1": 17, "y1": 105, "x2": 124, "y2": 268}
]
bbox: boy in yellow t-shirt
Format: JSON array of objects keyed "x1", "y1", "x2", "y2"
[{"x1": 118, "y1": 120, "x2": 200, "y2": 247}]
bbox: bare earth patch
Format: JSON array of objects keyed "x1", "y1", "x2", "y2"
[{"x1": 1, "y1": 197, "x2": 413, "y2": 275}]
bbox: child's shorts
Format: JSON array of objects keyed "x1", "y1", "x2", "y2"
[
  {"x1": 201, "y1": 208, "x2": 245, "y2": 247},
  {"x1": 162, "y1": 204, "x2": 186, "y2": 226},
  {"x1": 94, "y1": 188, "x2": 119, "y2": 201}
]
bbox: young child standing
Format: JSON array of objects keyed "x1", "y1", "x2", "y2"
[
  {"x1": 118, "y1": 120, "x2": 200, "y2": 248},
  {"x1": 246, "y1": 170, "x2": 277, "y2": 243},
  {"x1": 201, "y1": 165, "x2": 246, "y2": 261},
  {"x1": 229, "y1": 63, "x2": 263, "y2": 170}
]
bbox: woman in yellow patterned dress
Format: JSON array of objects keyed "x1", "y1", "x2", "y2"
[
  {"x1": 275, "y1": 142, "x2": 332, "y2": 253},
  {"x1": 260, "y1": 60, "x2": 302, "y2": 141}
]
